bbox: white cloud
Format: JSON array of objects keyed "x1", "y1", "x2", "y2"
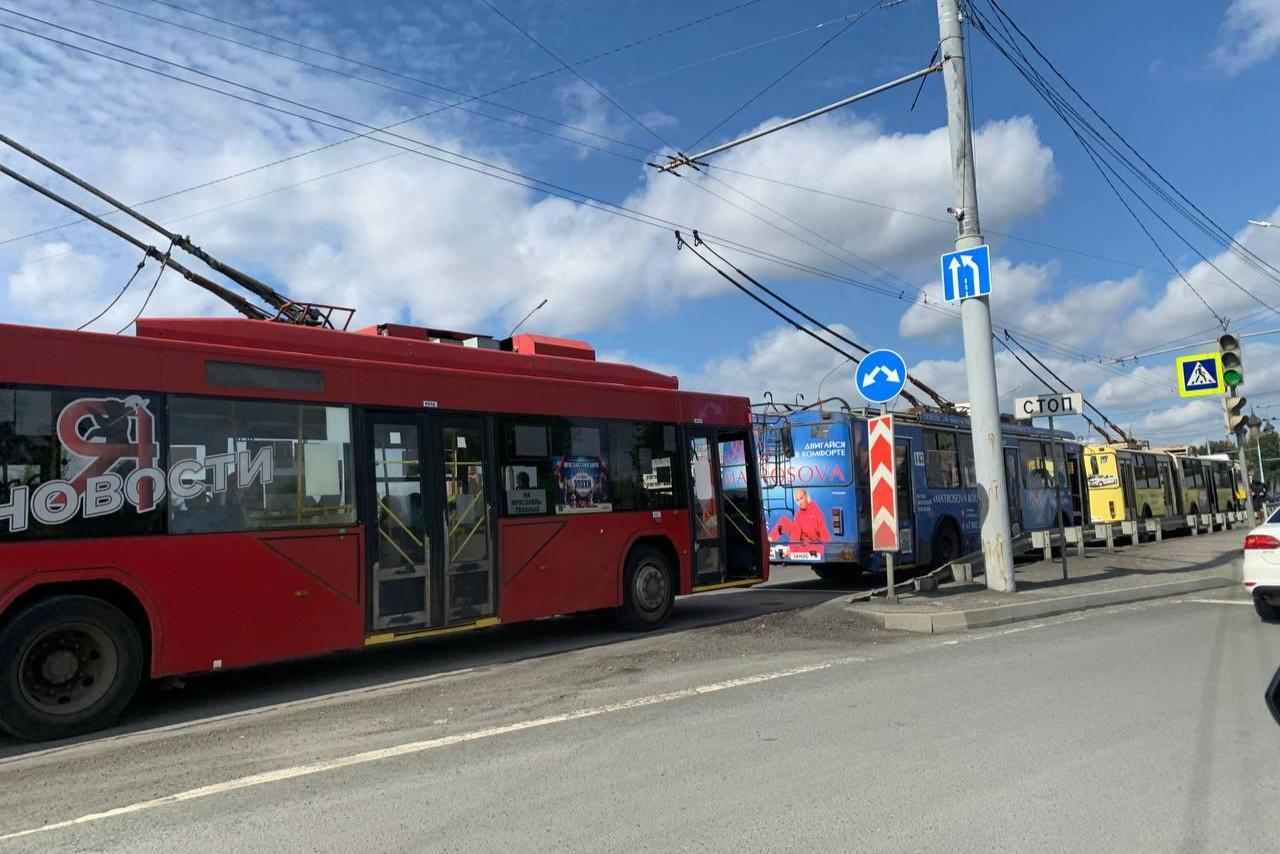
[
  {"x1": 0, "y1": 18, "x2": 1059, "y2": 337},
  {"x1": 1212, "y1": 0, "x2": 1280, "y2": 74},
  {"x1": 688, "y1": 324, "x2": 853, "y2": 403},
  {"x1": 6, "y1": 242, "x2": 105, "y2": 323}
]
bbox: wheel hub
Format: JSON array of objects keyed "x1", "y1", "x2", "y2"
[
  {"x1": 19, "y1": 623, "x2": 118, "y2": 716},
  {"x1": 635, "y1": 562, "x2": 667, "y2": 612},
  {"x1": 39, "y1": 648, "x2": 80, "y2": 684}
]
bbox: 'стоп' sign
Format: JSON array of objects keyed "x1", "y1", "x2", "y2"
[{"x1": 1013, "y1": 392, "x2": 1083, "y2": 421}]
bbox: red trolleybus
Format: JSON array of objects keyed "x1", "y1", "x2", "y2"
[{"x1": 0, "y1": 317, "x2": 767, "y2": 740}]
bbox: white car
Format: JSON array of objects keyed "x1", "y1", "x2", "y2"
[{"x1": 1244, "y1": 509, "x2": 1280, "y2": 620}]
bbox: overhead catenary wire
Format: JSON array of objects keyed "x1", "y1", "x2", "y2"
[
  {"x1": 0, "y1": 4, "x2": 1180, "y2": 389},
  {"x1": 965, "y1": 1, "x2": 1280, "y2": 315},
  {"x1": 0, "y1": 160, "x2": 269, "y2": 319},
  {"x1": 994, "y1": 337, "x2": 1115, "y2": 444},
  {"x1": 691, "y1": 230, "x2": 950, "y2": 408},
  {"x1": 682, "y1": 0, "x2": 885, "y2": 153},
  {"x1": 0, "y1": 131, "x2": 315, "y2": 322},
  {"x1": 0, "y1": 0, "x2": 765, "y2": 248},
  {"x1": 82, "y1": 0, "x2": 652, "y2": 161},
  {"x1": 479, "y1": 0, "x2": 679, "y2": 151},
  {"x1": 981, "y1": 0, "x2": 1280, "y2": 291},
  {"x1": 1002, "y1": 330, "x2": 1132, "y2": 443},
  {"x1": 961, "y1": 5, "x2": 1241, "y2": 327},
  {"x1": 675, "y1": 230, "x2": 924, "y2": 409}
]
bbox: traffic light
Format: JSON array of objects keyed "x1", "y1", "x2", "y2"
[
  {"x1": 1227, "y1": 395, "x2": 1249, "y2": 434},
  {"x1": 1220, "y1": 332, "x2": 1244, "y2": 387}
]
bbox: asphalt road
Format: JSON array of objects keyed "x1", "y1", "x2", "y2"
[
  {"x1": 2, "y1": 577, "x2": 1276, "y2": 853},
  {"x1": 0, "y1": 563, "x2": 853, "y2": 761}
]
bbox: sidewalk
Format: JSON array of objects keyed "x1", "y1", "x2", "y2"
[{"x1": 847, "y1": 529, "x2": 1243, "y2": 633}]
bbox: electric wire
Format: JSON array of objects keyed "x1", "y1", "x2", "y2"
[
  {"x1": 117, "y1": 240, "x2": 174, "y2": 333},
  {"x1": 676, "y1": 229, "x2": 925, "y2": 408},
  {"x1": 982, "y1": 0, "x2": 1280, "y2": 289},
  {"x1": 479, "y1": 0, "x2": 679, "y2": 151},
  {"x1": 0, "y1": 0, "x2": 764, "y2": 247},
  {"x1": 966, "y1": 1, "x2": 1280, "y2": 313},
  {"x1": 1002, "y1": 330, "x2": 1132, "y2": 442},
  {"x1": 963, "y1": 4, "x2": 1243, "y2": 326},
  {"x1": 684, "y1": 0, "x2": 886, "y2": 153},
  {"x1": 0, "y1": 4, "x2": 1171, "y2": 387},
  {"x1": 77, "y1": 254, "x2": 145, "y2": 330},
  {"x1": 994, "y1": 337, "x2": 1114, "y2": 443},
  {"x1": 691, "y1": 231, "x2": 950, "y2": 407},
  {"x1": 83, "y1": 0, "x2": 652, "y2": 160}
]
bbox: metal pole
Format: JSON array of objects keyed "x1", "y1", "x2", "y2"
[
  {"x1": 1237, "y1": 429, "x2": 1257, "y2": 520},
  {"x1": 1050, "y1": 415, "x2": 1067, "y2": 580},
  {"x1": 666, "y1": 65, "x2": 941, "y2": 169},
  {"x1": 882, "y1": 402, "x2": 897, "y2": 604},
  {"x1": 937, "y1": 0, "x2": 1015, "y2": 592},
  {"x1": 1226, "y1": 393, "x2": 1256, "y2": 520}
]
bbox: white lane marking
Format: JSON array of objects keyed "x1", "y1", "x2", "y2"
[
  {"x1": 0, "y1": 667, "x2": 475, "y2": 769},
  {"x1": 0, "y1": 657, "x2": 866, "y2": 842},
  {"x1": 1183, "y1": 598, "x2": 1252, "y2": 606}
]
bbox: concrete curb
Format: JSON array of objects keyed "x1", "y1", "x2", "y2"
[{"x1": 849, "y1": 574, "x2": 1238, "y2": 634}]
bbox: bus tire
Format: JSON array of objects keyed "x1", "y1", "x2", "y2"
[
  {"x1": 0, "y1": 595, "x2": 143, "y2": 742},
  {"x1": 931, "y1": 521, "x2": 962, "y2": 569},
  {"x1": 615, "y1": 546, "x2": 675, "y2": 632}
]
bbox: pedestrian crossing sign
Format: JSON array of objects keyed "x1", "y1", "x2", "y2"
[{"x1": 1175, "y1": 351, "x2": 1225, "y2": 398}]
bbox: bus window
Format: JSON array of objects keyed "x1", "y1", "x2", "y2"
[
  {"x1": 959, "y1": 435, "x2": 977, "y2": 488},
  {"x1": 0, "y1": 386, "x2": 167, "y2": 541},
  {"x1": 1019, "y1": 440, "x2": 1047, "y2": 489},
  {"x1": 168, "y1": 396, "x2": 356, "y2": 534},
  {"x1": 924, "y1": 430, "x2": 962, "y2": 489}
]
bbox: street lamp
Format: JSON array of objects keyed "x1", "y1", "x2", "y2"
[{"x1": 1249, "y1": 220, "x2": 1276, "y2": 228}]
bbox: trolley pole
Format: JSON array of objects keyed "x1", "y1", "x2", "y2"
[{"x1": 937, "y1": 0, "x2": 1016, "y2": 592}]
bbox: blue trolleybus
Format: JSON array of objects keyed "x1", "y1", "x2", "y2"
[{"x1": 752, "y1": 401, "x2": 1085, "y2": 580}]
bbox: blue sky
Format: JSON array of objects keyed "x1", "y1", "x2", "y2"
[{"x1": 1, "y1": 0, "x2": 1279, "y2": 445}]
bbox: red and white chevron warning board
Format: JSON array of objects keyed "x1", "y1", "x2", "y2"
[{"x1": 868, "y1": 414, "x2": 898, "y2": 552}]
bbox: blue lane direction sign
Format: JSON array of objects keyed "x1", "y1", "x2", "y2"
[
  {"x1": 1175, "y1": 351, "x2": 1225, "y2": 398},
  {"x1": 940, "y1": 244, "x2": 992, "y2": 302},
  {"x1": 856, "y1": 348, "x2": 908, "y2": 404}
]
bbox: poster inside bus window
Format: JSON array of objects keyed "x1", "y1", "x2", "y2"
[
  {"x1": 552, "y1": 455, "x2": 611, "y2": 513},
  {"x1": 504, "y1": 465, "x2": 547, "y2": 515}
]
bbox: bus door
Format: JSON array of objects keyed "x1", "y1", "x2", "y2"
[
  {"x1": 895, "y1": 438, "x2": 916, "y2": 563},
  {"x1": 688, "y1": 428, "x2": 725, "y2": 586},
  {"x1": 432, "y1": 416, "x2": 497, "y2": 624},
  {"x1": 688, "y1": 426, "x2": 763, "y2": 587},
  {"x1": 1119, "y1": 456, "x2": 1138, "y2": 520},
  {"x1": 1003, "y1": 447, "x2": 1023, "y2": 534},
  {"x1": 1065, "y1": 450, "x2": 1084, "y2": 525},
  {"x1": 1158, "y1": 459, "x2": 1176, "y2": 517},
  {"x1": 364, "y1": 412, "x2": 497, "y2": 633}
]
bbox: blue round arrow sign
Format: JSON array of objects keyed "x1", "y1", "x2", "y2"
[{"x1": 855, "y1": 348, "x2": 908, "y2": 404}]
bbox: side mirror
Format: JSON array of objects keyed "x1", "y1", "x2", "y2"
[
  {"x1": 1268, "y1": 666, "x2": 1280, "y2": 727},
  {"x1": 780, "y1": 424, "x2": 795, "y2": 459}
]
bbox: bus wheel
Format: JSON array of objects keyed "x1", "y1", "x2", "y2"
[
  {"x1": 931, "y1": 522, "x2": 962, "y2": 569},
  {"x1": 616, "y1": 546, "x2": 675, "y2": 632},
  {"x1": 0, "y1": 596, "x2": 143, "y2": 742}
]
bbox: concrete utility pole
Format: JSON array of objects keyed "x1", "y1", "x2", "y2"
[{"x1": 936, "y1": 0, "x2": 1016, "y2": 592}]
